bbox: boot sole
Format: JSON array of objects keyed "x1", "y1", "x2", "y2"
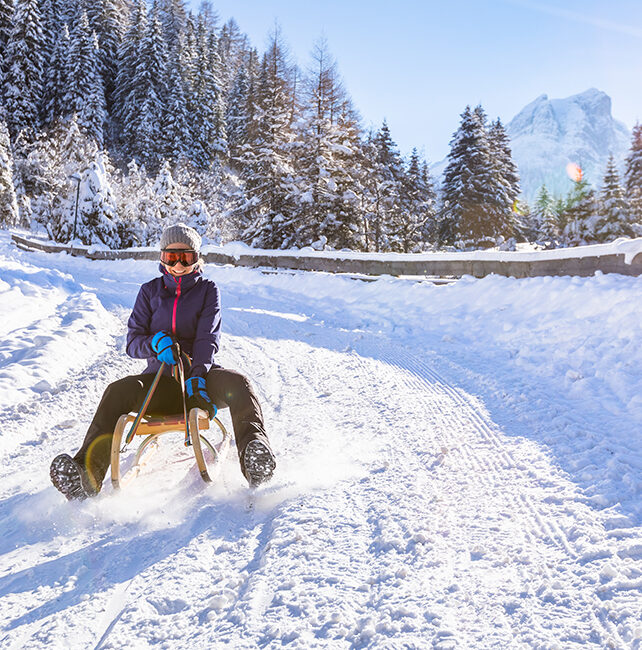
[
  {"x1": 50, "y1": 454, "x2": 92, "y2": 501},
  {"x1": 244, "y1": 441, "x2": 276, "y2": 488}
]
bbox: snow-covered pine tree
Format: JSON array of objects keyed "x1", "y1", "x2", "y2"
[
  {"x1": 122, "y1": 6, "x2": 168, "y2": 169},
  {"x1": 0, "y1": 118, "x2": 19, "y2": 227},
  {"x1": 226, "y1": 48, "x2": 259, "y2": 166},
  {"x1": 226, "y1": 63, "x2": 250, "y2": 163},
  {"x1": 152, "y1": 159, "x2": 187, "y2": 226},
  {"x1": 42, "y1": 23, "x2": 69, "y2": 126},
  {"x1": 113, "y1": 0, "x2": 146, "y2": 138},
  {"x1": 3, "y1": 0, "x2": 44, "y2": 141},
  {"x1": 66, "y1": 12, "x2": 106, "y2": 146},
  {"x1": 186, "y1": 16, "x2": 226, "y2": 167},
  {"x1": 85, "y1": 0, "x2": 126, "y2": 117},
  {"x1": 487, "y1": 117, "x2": 519, "y2": 239},
  {"x1": 624, "y1": 123, "x2": 642, "y2": 226},
  {"x1": 198, "y1": 0, "x2": 218, "y2": 32},
  {"x1": 362, "y1": 120, "x2": 404, "y2": 252},
  {"x1": 75, "y1": 154, "x2": 120, "y2": 247},
  {"x1": 162, "y1": 50, "x2": 189, "y2": 162},
  {"x1": 217, "y1": 18, "x2": 250, "y2": 95},
  {"x1": 0, "y1": 0, "x2": 12, "y2": 58},
  {"x1": 38, "y1": 0, "x2": 63, "y2": 114},
  {"x1": 533, "y1": 184, "x2": 559, "y2": 244},
  {"x1": 293, "y1": 38, "x2": 364, "y2": 250},
  {"x1": 595, "y1": 154, "x2": 633, "y2": 242},
  {"x1": 237, "y1": 28, "x2": 298, "y2": 248},
  {"x1": 0, "y1": 0, "x2": 13, "y2": 93},
  {"x1": 564, "y1": 174, "x2": 597, "y2": 244},
  {"x1": 156, "y1": 0, "x2": 187, "y2": 51},
  {"x1": 66, "y1": 11, "x2": 96, "y2": 115},
  {"x1": 439, "y1": 105, "x2": 496, "y2": 246},
  {"x1": 399, "y1": 149, "x2": 437, "y2": 251}
]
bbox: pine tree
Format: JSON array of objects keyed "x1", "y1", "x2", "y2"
[
  {"x1": 399, "y1": 149, "x2": 437, "y2": 251},
  {"x1": 217, "y1": 18, "x2": 250, "y2": 94},
  {"x1": 86, "y1": 0, "x2": 126, "y2": 115},
  {"x1": 75, "y1": 155, "x2": 120, "y2": 247},
  {"x1": 113, "y1": 0, "x2": 146, "y2": 133},
  {"x1": 122, "y1": 6, "x2": 168, "y2": 169},
  {"x1": 42, "y1": 23, "x2": 70, "y2": 126},
  {"x1": 595, "y1": 154, "x2": 633, "y2": 242},
  {"x1": 533, "y1": 184, "x2": 558, "y2": 243},
  {"x1": 564, "y1": 174, "x2": 597, "y2": 244},
  {"x1": 0, "y1": 0, "x2": 13, "y2": 58},
  {"x1": 0, "y1": 118, "x2": 19, "y2": 227},
  {"x1": 238, "y1": 28, "x2": 298, "y2": 248},
  {"x1": 186, "y1": 17, "x2": 226, "y2": 167},
  {"x1": 156, "y1": 0, "x2": 187, "y2": 51},
  {"x1": 3, "y1": 0, "x2": 44, "y2": 141},
  {"x1": 366, "y1": 121, "x2": 402, "y2": 252},
  {"x1": 624, "y1": 123, "x2": 642, "y2": 225},
  {"x1": 0, "y1": 0, "x2": 14, "y2": 95},
  {"x1": 293, "y1": 38, "x2": 364, "y2": 250},
  {"x1": 440, "y1": 106, "x2": 493, "y2": 245},
  {"x1": 487, "y1": 117, "x2": 519, "y2": 238},
  {"x1": 162, "y1": 52, "x2": 189, "y2": 162},
  {"x1": 65, "y1": 11, "x2": 106, "y2": 146}
]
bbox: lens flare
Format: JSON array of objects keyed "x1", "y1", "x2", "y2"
[{"x1": 566, "y1": 162, "x2": 583, "y2": 182}]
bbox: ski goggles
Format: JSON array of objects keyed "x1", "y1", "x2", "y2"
[{"x1": 160, "y1": 249, "x2": 199, "y2": 267}]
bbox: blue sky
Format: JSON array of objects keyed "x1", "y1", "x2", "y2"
[{"x1": 189, "y1": 0, "x2": 642, "y2": 161}]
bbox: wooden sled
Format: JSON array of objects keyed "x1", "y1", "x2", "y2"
[{"x1": 110, "y1": 408, "x2": 231, "y2": 489}]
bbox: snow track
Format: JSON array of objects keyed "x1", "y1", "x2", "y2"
[{"x1": 0, "y1": 236, "x2": 641, "y2": 648}]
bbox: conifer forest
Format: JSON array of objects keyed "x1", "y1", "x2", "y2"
[{"x1": 0, "y1": 0, "x2": 641, "y2": 251}]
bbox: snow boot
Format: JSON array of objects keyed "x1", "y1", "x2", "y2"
[
  {"x1": 243, "y1": 440, "x2": 276, "y2": 488},
  {"x1": 50, "y1": 454, "x2": 97, "y2": 501}
]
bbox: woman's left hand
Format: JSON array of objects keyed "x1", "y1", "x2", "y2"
[{"x1": 186, "y1": 377, "x2": 216, "y2": 419}]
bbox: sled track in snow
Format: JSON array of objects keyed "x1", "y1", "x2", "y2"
[
  {"x1": 344, "y1": 337, "x2": 638, "y2": 648},
  {"x1": 212, "y1": 330, "x2": 640, "y2": 647}
]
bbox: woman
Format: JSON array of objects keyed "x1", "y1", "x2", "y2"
[{"x1": 50, "y1": 223, "x2": 276, "y2": 500}]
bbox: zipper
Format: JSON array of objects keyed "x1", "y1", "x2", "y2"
[{"x1": 172, "y1": 277, "x2": 182, "y2": 335}]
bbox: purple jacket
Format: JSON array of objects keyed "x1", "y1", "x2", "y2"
[{"x1": 126, "y1": 265, "x2": 221, "y2": 378}]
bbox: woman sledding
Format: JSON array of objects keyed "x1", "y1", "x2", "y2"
[{"x1": 50, "y1": 223, "x2": 276, "y2": 500}]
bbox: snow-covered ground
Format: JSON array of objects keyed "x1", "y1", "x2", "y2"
[{"x1": 0, "y1": 229, "x2": 641, "y2": 649}]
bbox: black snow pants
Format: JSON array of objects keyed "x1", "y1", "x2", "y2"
[{"x1": 73, "y1": 368, "x2": 269, "y2": 491}]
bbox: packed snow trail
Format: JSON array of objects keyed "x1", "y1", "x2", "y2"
[{"x1": 0, "y1": 233, "x2": 641, "y2": 648}]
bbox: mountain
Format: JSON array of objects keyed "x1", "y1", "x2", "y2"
[
  {"x1": 506, "y1": 88, "x2": 631, "y2": 201},
  {"x1": 431, "y1": 89, "x2": 631, "y2": 203}
]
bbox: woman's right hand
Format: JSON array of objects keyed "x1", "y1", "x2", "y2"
[{"x1": 151, "y1": 331, "x2": 178, "y2": 365}]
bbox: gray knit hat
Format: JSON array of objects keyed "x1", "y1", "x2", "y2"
[{"x1": 160, "y1": 223, "x2": 202, "y2": 251}]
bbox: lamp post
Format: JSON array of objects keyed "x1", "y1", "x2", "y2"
[{"x1": 69, "y1": 172, "x2": 82, "y2": 243}]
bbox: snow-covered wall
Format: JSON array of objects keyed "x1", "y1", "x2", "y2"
[{"x1": 11, "y1": 233, "x2": 642, "y2": 279}]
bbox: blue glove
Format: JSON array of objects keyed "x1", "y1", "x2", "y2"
[
  {"x1": 186, "y1": 376, "x2": 216, "y2": 419},
  {"x1": 151, "y1": 331, "x2": 178, "y2": 365}
]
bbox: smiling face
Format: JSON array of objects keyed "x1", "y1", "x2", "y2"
[{"x1": 161, "y1": 242, "x2": 198, "y2": 276}]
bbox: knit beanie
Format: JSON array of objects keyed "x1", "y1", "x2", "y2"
[{"x1": 160, "y1": 223, "x2": 202, "y2": 251}]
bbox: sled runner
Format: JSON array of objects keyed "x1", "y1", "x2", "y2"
[
  {"x1": 110, "y1": 408, "x2": 230, "y2": 489},
  {"x1": 110, "y1": 356, "x2": 230, "y2": 489}
]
